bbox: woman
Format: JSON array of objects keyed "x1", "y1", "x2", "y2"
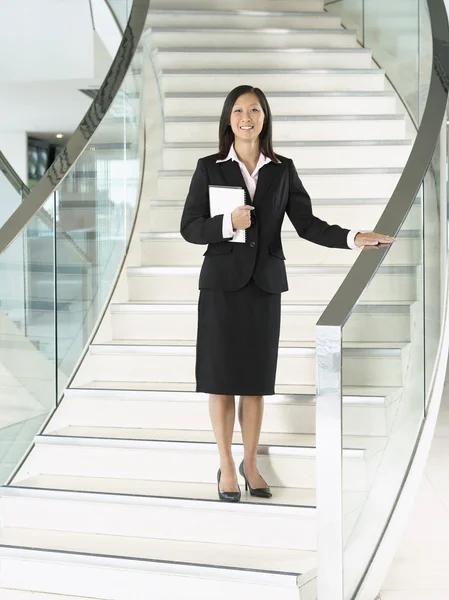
[{"x1": 180, "y1": 85, "x2": 394, "y2": 502}]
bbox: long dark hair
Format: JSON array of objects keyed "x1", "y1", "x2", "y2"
[{"x1": 218, "y1": 85, "x2": 278, "y2": 162}]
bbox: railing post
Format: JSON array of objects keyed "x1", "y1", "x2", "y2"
[{"x1": 316, "y1": 324, "x2": 344, "y2": 600}]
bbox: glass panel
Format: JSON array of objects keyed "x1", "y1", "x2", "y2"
[
  {"x1": 364, "y1": 0, "x2": 420, "y2": 122},
  {"x1": 423, "y1": 136, "x2": 444, "y2": 399},
  {"x1": 106, "y1": 0, "x2": 132, "y2": 30},
  {"x1": 341, "y1": 193, "x2": 425, "y2": 598},
  {"x1": 0, "y1": 203, "x2": 56, "y2": 484},
  {"x1": 0, "y1": 0, "x2": 146, "y2": 481},
  {"x1": 55, "y1": 36, "x2": 144, "y2": 390},
  {"x1": 325, "y1": 1, "x2": 364, "y2": 44}
]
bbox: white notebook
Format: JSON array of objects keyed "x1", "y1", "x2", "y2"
[{"x1": 209, "y1": 185, "x2": 246, "y2": 244}]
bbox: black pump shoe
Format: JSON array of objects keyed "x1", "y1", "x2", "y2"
[
  {"x1": 217, "y1": 469, "x2": 241, "y2": 502},
  {"x1": 239, "y1": 461, "x2": 272, "y2": 498}
]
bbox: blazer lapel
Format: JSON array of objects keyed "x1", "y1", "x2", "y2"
[
  {"x1": 217, "y1": 160, "x2": 251, "y2": 204},
  {"x1": 252, "y1": 161, "x2": 279, "y2": 206}
]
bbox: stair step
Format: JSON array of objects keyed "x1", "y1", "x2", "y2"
[
  {"x1": 157, "y1": 168, "x2": 403, "y2": 200},
  {"x1": 126, "y1": 265, "x2": 417, "y2": 304},
  {"x1": 164, "y1": 115, "x2": 405, "y2": 142},
  {"x1": 109, "y1": 299, "x2": 410, "y2": 345},
  {"x1": 0, "y1": 477, "x2": 317, "y2": 551},
  {"x1": 162, "y1": 140, "x2": 412, "y2": 169},
  {"x1": 0, "y1": 528, "x2": 312, "y2": 600},
  {"x1": 78, "y1": 341, "x2": 405, "y2": 388},
  {"x1": 15, "y1": 427, "x2": 376, "y2": 491},
  {"x1": 145, "y1": 199, "x2": 421, "y2": 233},
  {"x1": 9, "y1": 473, "x2": 318, "y2": 506},
  {"x1": 154, "y1": 47, "x2": 373, "y2": 70},
  {"x1": 163, "y1": 91, "x2": 399, "y2": 116},
  {"x1": 53, "y1": 386, "x2": 398, "y2": 437},
  {"x1": 161, "y1": 68, "x2": 386, "y2": 93},
  {"x1": 151, "y1": 27, "x2": 358, "y2": 49},
  {"x1": 139, "y1": 231, "x2": 419, "y2": 268},
  {"x1": 71, "y1": 380, "x2": 401, "y2": 398},
  {"x1": 146, "y1": 9, "x2": 340, "y2": 30},
  {"x1": 0, "y1": 591, "x2": 93, "y2": 600},
  {"x1": 150, "y1": 0, "x2": 325, "y2": 10}
]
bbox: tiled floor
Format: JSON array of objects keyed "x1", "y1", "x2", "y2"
[{"x1": 380, "y1": 373, "x2": 449, "y2": 600}]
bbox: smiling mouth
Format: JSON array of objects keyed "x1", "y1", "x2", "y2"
[{"x1": 240, "y1": 126, "x2": 254, "y2": 130}]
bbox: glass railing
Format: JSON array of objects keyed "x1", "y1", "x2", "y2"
[
  {"x1": 325, "y1": 0, "x2": 433, "y2": 124},
  {"x1": 317, "y1": 1, "x2": 449, "y2": 599},
  {"x1": 0, "y1": 0, "x2": 149, "y2": 485}
]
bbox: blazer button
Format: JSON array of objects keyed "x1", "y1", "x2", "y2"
[{"x1": 250, "y1": 241, "x2": 256, "y2": 248}]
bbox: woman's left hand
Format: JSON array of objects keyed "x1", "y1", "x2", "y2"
[{"x1": 355, "y1": 231, "x2": 396, "y2": 249}]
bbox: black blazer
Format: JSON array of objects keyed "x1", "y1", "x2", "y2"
[{"x1": 180, "y1": 153, "x2": 350, "y2": 293}]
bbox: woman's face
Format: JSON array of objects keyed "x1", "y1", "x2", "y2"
[{"x1": 229, "y1": 93, "x2": 265, "y2": 144}]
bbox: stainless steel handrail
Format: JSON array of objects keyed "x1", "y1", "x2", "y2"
[
  {"x1": 316, "y1": 1, "x2": 449, "y2": 599},
  {"x1": 0, "y1": 149, "x2": 92, "y2": 265},
  {"x1": 0, "y1": 0, "x2": 150, "y2": 256},
  {"x1": 0, "y1": 151, "x2": 28, "y2": 195}
]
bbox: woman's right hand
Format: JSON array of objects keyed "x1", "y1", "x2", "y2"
[{"x1": 231, "y1": 205, "x2": 255, "y2": 230}]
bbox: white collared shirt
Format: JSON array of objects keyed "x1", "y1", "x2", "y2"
[{"x1": 216, "y1": 145, "x2": 358, "y2": 248}]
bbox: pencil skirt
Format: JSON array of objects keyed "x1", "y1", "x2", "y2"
[{"x1": 196, "y1": 278, "x2": 281, "y2": 396}]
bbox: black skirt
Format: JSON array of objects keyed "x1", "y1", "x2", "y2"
[{"x1": 196, "y1": 278, "x2": 281, "y2": 396}]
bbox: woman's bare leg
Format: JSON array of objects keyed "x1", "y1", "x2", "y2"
[
  {"x1": 238, "y1": 395, "x2": 268, "y2": 488},
  {"x1": 209, "y1": 394, "x2": 239, "y2": 492}
]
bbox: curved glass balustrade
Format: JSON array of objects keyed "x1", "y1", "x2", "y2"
[
  {"x1": 317, "y1": 1, "x2": 449, "y2": 599},
  {"x1": 0, "y1": 0, "x2": 149, "y2": 485}
]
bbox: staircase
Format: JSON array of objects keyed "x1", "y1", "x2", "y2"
[{"x1": 0, "y1": 1, "x2": 415, "y2": 598}]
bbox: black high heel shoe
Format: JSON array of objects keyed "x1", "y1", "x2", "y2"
[
  {"x1": 217, "y1": 469, "x2": 241, "y2": 502},
  {"x1": 239, "y1": 461, "x2": 272, "y2": 498}
]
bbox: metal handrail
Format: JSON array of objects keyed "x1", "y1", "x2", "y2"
[
  {"x1": 316, "y1": 1, "x2": 449, "y2": 599},
  {"x1": 0, "y1": 151, "x2": 28, "y2": 195},
  {"x1": 0, "y1": 0, "x2": 150, "y2": 256}
]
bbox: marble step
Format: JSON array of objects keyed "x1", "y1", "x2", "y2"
[
  {"x1": 157, "y1": 169, "x2": 402, "y2": 200},
  {"x1": 164, "y1": 115, "x2": 406, "y2": 143},
  {"x1": 161, "y1": 141, "x2": 412, "y2": 170},
  {"x1": 162, "y1": 91, "x2": 400, "y2": 119},
  {"x1": 146, "y1": 9, "x2": 340, "y2": 30},
  {"x1": 160, "y1": 68, "x2": 386, "y2": 93},
  {"x1": 126, "y1": 265, "x2": 417, "y2": 304},
  {"x1": 79, "y1": 341, "x2": 406, "y2": 388},
  {"x1": 0, "y1": 591, "x2": 94, "y2": 600},
  {"x1": 153, "y1": 47, "x2": 373, "y2": 70},
  {"x1": 145, "y1": 199, "x2": 421, "y2": 233},
  {"x1": 150, "y1": 27, "x2": 358, "y2": 49},
  {"x1": 109, "y1": 300, "x2": 411, "y2": 346},
  {"x1": 163, "y1": 91, "x2": 399, "y2": 116},
  {"x1": 1, "y1": 476, "x2": 317, "y2": 551},
  {"x1": 54, "y1": 385, "x2": 401, "y2": 437},
  {"x1": 14, "y1": 426, "x2": 377, "y2": 491},
  {"x1": 0, "y1": 527, "x2": 314, "y2": 600},
  {"x1": 139, "y1": 231, "x2": 419, "y2": 267},
  {"x1": 150, "y1": 0, "x2": 325, "y2": 10}
]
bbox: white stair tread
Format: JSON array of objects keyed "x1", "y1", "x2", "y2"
[
  {"x1": 11, "y1": 474, "x2": 317, "y2": 507},
  {"x1": 111, "y1": 299, "x2": 413, "y2": 308},
  {"x1": 72, "y1": 380, "x2": 400, "y2": 398},
  {"x1": 0, "y1": 527, "x2": 316, "y2": 576},
  {"x1": 42, "y1": 426, "x2": 380, "y2": 451},
  {"x1": 149, "y1": 8, "x2": 334, "y2": 17},
  {"x1": 0, "y1": 591, "x2": 94, "y2": 600},
  {"x1": 99, "y1": 339, "x2": 407, "y2": 350}
]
